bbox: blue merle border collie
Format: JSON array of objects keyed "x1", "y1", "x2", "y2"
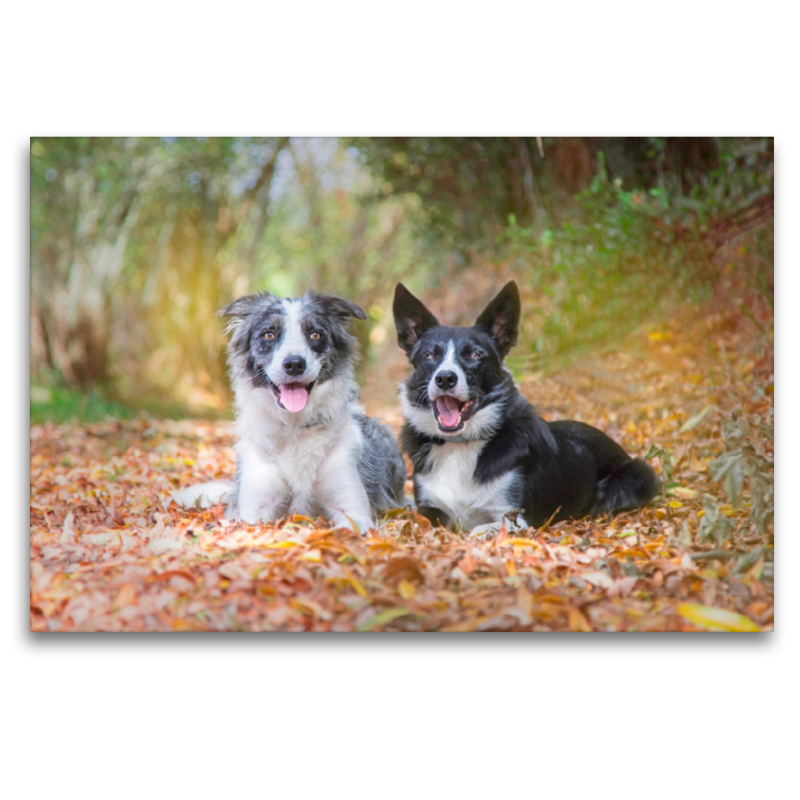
[
  {"x1": 393, "y1": 280, "x2": 659, "y2": 535},
  {"x1": 172, "y1": 291, "x2": 406, "y2": 533}
]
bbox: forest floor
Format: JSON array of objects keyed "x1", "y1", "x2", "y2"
[{"x1": 30, "y1": 274, "x2": 774, "y2": 632}]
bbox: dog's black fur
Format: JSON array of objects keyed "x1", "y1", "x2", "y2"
[{"x1": 393, "y1": 280, "x2": 660, "y2": 531}]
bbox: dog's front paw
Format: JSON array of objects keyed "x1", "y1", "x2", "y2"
[
  {"x1": 235, "y1": 502, "x2": 280, "y2": 526},
  {"x1": 171, "y1": 481, "x2": 233, "y2": 510},
  {"x1": 351, "y1": 516, "x2": 376, "y2": 536},
  {"x1": 469, "y1": 522, "x2": 501, "y2": 541},
  {"x1": 331, "y1": 512, "x2": 374, "y2": 536}
]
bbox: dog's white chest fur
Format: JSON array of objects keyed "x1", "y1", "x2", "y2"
[
  {"x1": 233, "y1": 383, "x2": 373, "y2": 532},
  {"x1": 416, "y1": 440, "x2": 519, "y2": 530}
]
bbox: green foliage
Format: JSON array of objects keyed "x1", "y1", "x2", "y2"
[
  {"x1": 697, "y1": 497, "x2": 735, "y2": 548},
  {"x1": 30, "y1": 384, "x2": 136, "y2": 425},
  {"x1": 350, "y1": 136, "x2": 772, "y2": 372},
  {"x1": 350, "y1": 137, "x2": 532, "y2": 249},
  {"x1": 30, "y1": 378, "x2": 223, "y2": 424},
  {"x1": 500, "y1": 172, "x2": 702, "y2": 368},
  {"x1": 506, "y1": 142, "x2": 770, "y2": 370},
  {"x1": 678, "y1": 137, "x2": 774, "y2": 221},
  {"x1": 708, "y1": 411, "x2": 774, "y2": 536},
  {"x1": 644, "y1": 444, "x2": 673, "y2": 485}
]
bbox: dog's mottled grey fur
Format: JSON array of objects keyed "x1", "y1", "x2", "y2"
[
  {"x1": 172, "y1": 290, "x2": 405, "y2": 533},
  {"x1": 354, "y1": 414, "x2": 407, "y2": 513}
]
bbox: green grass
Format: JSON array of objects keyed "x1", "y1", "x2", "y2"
[
  {"x1": 30, "y1": 385, "x2": 137, "y2": 425},
  {"x1": 30, "y1": 384, "x2": 228, "y2": 425}
]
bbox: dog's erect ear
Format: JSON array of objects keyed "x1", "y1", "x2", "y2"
[
  {"x1": 318, "y1": 295, "x2": 367, "y2": 321},
  {"x1": 393, "y1": 283, "x2": 439, "y2": 354},
  {"x1": 474, "y1": 281, "x2": 521, "y2": 358},
  {"x1": 218, "y1": 292, "x2": 272, "y2": 318}
]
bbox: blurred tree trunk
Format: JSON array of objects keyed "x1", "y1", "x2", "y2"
[
  {"x1": 517, "y1": 137, "x2": 551, "y2": 226},
  {"x1": 60, "y1": 175, "x2": 143, "y2": 385},
  {"x1": 34, "y1": 141, "x2": 168, "y2": 388}
]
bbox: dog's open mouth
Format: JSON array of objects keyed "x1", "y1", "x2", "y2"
[
  {"x1": 268, "y1": 380, "x2": 316, "y2": 413},
  {"x1": 432, "y1": 395, "x2": 475, "y2": 432}
]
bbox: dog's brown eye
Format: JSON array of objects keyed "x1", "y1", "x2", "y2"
[
  {"x1": 310, "y1": 332, "x2": 321, "y2": 340},
  {"x1": 264, "y1": 332, "x2": 275, "y2": 340},
  {"x1": 470, "y1": 351, "x2": 481, "y2": 359},
  {"x1": 425, "y1": 352, "x2": 435, "y2": 360}
]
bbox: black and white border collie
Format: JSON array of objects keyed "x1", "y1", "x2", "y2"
[
  {"x1": 393, "y1": 280, "x2": 659, "y2": 534},
  {"x1": 172, "y1": 291, "x2": 406, "y2": 533}
]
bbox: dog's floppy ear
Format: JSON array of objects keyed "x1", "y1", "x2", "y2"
[
  {"x1": 218, "y1": 292, "x2": 276, "y2": 354},
  {"x1": 474, "y1": 281, "x2": 521, "y2": 358},
  {"x1": 318, "y1": 295, "x2": 367, "y2": 320},
  {"x1": 393, "y1": 283, "x2": 439, "y2": 354},
  {"x1": 218, "y1": 292, "x2": 272, "y2": 318}
]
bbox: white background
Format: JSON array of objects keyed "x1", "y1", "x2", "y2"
[{"x1": 5, "y1": 3, "x2": 796, "y2": 798}]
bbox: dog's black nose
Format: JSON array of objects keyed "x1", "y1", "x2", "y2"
[
  {"x1": 435, "y1": 370, "x2": 458, "y2": 389},
  {"x1": 283, "y1": 355, "x2": 306, "y2": 376}
]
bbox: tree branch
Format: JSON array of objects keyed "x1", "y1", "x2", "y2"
[{"x1": 217, "y1": 137, "x2": 289, "y2": 249}]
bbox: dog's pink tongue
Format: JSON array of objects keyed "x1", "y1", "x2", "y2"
[
  {"x1": 279, "y1": 384, "x2": 309, "y2": 413},
  {"x1": 436, "y1": 396, "x2": 461, "y2": 428}
]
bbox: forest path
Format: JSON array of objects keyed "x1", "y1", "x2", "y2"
[{"x1": 30, "y1": 286, "x2": 773, "y2": 632}]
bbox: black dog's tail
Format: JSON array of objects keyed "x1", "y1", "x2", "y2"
[{"x1": 594, "y1": 458, "x2": 660, "y2": 515}]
